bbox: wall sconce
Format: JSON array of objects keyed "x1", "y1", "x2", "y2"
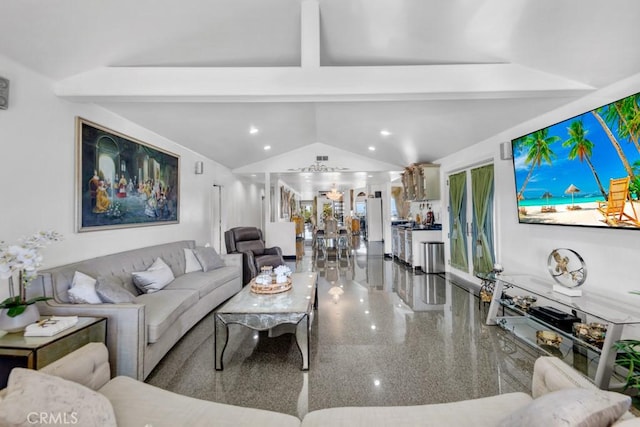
[{"x1": 195, "y1": 161, "x2": 204, "y2": 175}]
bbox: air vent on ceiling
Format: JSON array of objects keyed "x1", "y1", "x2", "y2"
[{"x1": 316, "y1": 155, "x2": 328, "y2": 161}]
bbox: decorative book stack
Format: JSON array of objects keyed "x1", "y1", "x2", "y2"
[{"x1": 24, "y1": 316, "x2": 79, "y2": 337}]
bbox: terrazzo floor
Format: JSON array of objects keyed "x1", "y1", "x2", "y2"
[{"x1": 146, "y1": 238, "x2": 540, "y2": 419}]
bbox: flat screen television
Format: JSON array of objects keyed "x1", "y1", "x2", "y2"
[{"x1": 511, "y1": 91, "x2": 640, "y2": 229}]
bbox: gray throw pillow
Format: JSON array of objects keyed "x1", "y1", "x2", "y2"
[
  {"x1": 96, "y1": 276, "x2": 136, "y2": 303},
  {"x1": 497, "y1": 388, "x2": 631, "y2": 427},
  {"x1": 193, "y1": 246, "x2": 225, "y2": 271}
]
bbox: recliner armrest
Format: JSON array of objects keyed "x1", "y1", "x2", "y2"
[
  {"x1": 264, "y1": 246, "x2": 283, "y2": 257},
  {"x1": 239, "y1": 250, "x2": 258, "y2": 284}
]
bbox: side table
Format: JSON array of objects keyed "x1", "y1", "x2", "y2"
[{"x1": 0, "y1": 316, "x2": 106, "y2": 388}]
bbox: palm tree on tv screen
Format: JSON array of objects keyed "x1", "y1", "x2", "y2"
[
  {"x1": 592, "y1": 107, "x2": 634, "y2": 177},
  {"x1": 563, "y1": 120, "x2": 607, "y2": 199},
  {"x1": 516, "y1": 129, "x2": 559, "y2": 200},
  {"x1": 608, "y1": 94, "x2": 640, "y2": 153}
]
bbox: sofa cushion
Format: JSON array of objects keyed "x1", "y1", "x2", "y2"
[
  {"x1": 164, "y1": 266, "x2": 240, "y2": 297},
  {"x1": 193, "y1": 246, "x2": 225, "y2": 271},
  {"x1": 132, "y1": 257, "x2": 175, "y2": 294},
  {"x1": 99, "y1": 376, "x2": 300, "y2": 427},
  {"x1": 0, "y1": 368, "x2": 116, "y2": 427},
  {"x1": 135, "y1": 290, "x2": 199, "y2": 343},
  {"x1": 300, "y1": 392, "x2": 532, "y2": 427},
  {"x1": 497, "y1": 388, "x2": 631, "y2": 427},
  {"x1": 68, "y1": 271, "x2": 102, "y2": 304},
  {"x1": 96, "y1": 276, "x2": 136, "y2": 303}
]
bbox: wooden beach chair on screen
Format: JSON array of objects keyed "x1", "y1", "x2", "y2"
[{"x1": 597, "y1": 177, "x2": 640, "y2": 226}]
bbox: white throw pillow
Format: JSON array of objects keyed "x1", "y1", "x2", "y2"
[
  {"x1": 131, "y1": 257, "x2": 175, "y2": 293},
  {"x1": 497, "y1": 388, "x2": 631, "y2": 427},
  {"x1": 0, "y1": 368, "x2": 116, "y2": 427},
  {"x1": 67, "y1": 271, "x2": 102, "y2": 304},
  {"x1": 184, "y1": 248, "x2": 203, "y2": 273}
]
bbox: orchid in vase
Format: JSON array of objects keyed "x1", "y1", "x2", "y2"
[{"x1": 0, "y1": 231, "x2": 62, "y2": 317}]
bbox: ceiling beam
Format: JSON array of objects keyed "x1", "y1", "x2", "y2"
[
  {"x1": 54, "y1": 63, "x2": 593, "y2": 103},
  {"x1": 301, "y1": 0, "x2": 320, "y2": 68}
]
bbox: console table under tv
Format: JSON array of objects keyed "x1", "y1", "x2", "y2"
[{"x1": 484, "y1": 274, "x2": 640, "y2": 389}]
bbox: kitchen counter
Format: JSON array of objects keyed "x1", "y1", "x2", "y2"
[{"x1": 391, "y1": 224, "x2": 443, "y2": 271}]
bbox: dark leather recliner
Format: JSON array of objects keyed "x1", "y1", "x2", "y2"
[{"x1": 224, "y1": 227, "x2": 285, "y2": 284}]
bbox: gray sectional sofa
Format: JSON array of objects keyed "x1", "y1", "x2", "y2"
[{"x1": 30, "y1": 240, "x2": 242, "y2": 380}]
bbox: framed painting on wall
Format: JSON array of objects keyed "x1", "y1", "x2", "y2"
[{"x1": 76, "y1": 117, "x2": 180, "y2": 232}]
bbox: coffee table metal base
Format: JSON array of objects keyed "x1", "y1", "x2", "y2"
[{"x1": 215, "y1": 312, "x2": 312, "y2": 371}]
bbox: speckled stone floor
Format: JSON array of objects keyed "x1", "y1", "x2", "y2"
[{"x1": 146, "y1": 239, "x2": 539, "y2": 419}]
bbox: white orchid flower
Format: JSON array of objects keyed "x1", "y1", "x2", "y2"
[
  {"x1": 0, "y1": 231, "x2": 63, "y2": 295},
  {"x1": 0, "y1": 263, "x2": 11, "y2": 280}
]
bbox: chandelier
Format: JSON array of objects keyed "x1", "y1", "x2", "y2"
[
  {"x1": 325, "y1": 185, "x2": 343, "y2": 201},
  {"x1": 288, "y1": 161, "x2": 348, "y2": 173}
]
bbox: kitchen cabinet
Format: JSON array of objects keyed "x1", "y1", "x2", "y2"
[{"x1": 401, "y1": 163, "x2": 440, "y2": 201}]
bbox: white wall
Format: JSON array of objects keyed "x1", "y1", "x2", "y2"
[
  {"x1": 0, "y1": 54, "x2": 260, "y2": 301},
  {"x1": 436, "y1": 72, "x2": 640, "y2": 300}
]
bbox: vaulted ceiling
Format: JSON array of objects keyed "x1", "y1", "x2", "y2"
[{"x1": 2, "y1": 0, "x2": 639, "y2": 195}]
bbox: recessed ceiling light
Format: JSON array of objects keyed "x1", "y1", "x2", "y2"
[
  {"x1": 264, "y1": 145, "x2": 271, "y2": 150},
  {"x1": 380, "y1": 129, "x2": 391, "y2": 137},
  {"x1": 249, "y1": 126, "x2": 259, "y2": 135},
  {"x1": 368, "y1": 175, "x2": 373, "y2": 178},
  {"x1": 368, "y1": 146, "x2": 376, "y2": 151},
  {"x1": 251, "y1": 174, "x2": 256, "y2": 177}
]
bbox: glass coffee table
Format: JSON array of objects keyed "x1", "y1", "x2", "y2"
[{"x1": 215, "y1": 272, "x2": 318, "y2": 371}]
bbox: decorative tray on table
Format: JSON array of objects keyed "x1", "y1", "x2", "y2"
[{"x1": 249, "y1": 277, "x2": 292, "y2": 294}]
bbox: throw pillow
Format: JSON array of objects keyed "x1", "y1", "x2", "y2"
[
  {"x1": 497, "y1": 388, "x2": 631, "y2": 427},
  {"x1": 67, "y1": 271, "x2": 102, "y2": 304},
  {"x1": 193, "y1": 246, "x2": 225, "y2": 272},
  {"x1": 184, "y1": 248, "x2": 203, "y2": 273},
  {"x1": 0, "y1": 368, "x2": 116, "y2": 427},
  {"x1": 95, "y1": 276, "x2": 136, "y2": 303},
  {"x1": 131, "y1": 257, "x2": 175, "y2": 293}
]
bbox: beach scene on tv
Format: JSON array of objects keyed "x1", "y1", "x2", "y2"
[{"x1": 512, "y1": 92, "x2": 640, "y2": 229}]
